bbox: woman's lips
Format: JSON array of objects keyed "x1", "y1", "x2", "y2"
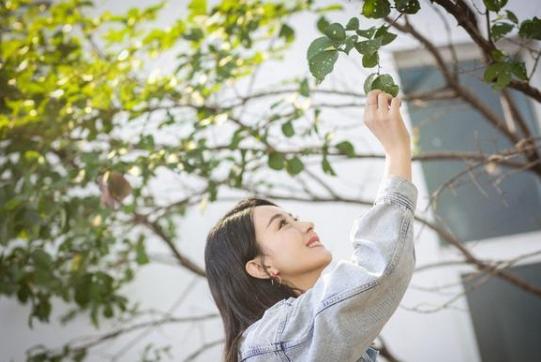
[{"x1": 306, "y1": 235, "x2": 322, "y2": 247}]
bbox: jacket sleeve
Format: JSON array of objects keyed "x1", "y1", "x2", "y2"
[{"x1": 281, "y1": 175, "x2": 418, "y2": 361}]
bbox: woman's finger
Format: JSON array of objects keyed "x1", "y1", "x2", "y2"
[
  {"x1": 377, "y1": 92, "x2": 390, "y2": 113},
  {"x1": 366, "y1": 90, "x2": 380, "y2": 113},
  {"x1": 390, "y1": 96, "x2": 401, "y2": 116}
]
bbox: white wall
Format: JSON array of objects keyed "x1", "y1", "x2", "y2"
[{"x1": 1, "y1": 0, "x2": 540, "y2": 361}]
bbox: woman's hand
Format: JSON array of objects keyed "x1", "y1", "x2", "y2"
[{"x1": 362, "y1": 90, "x2": 411, "y2": 157}]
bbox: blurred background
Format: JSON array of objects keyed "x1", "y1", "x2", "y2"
[{"x1": 1, "y1": 0, "x2": 540, "y2": 361}]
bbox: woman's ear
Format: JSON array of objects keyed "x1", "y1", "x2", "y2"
[{"x1": 245, "y1": 257, "x2": 272, "y2": 280}]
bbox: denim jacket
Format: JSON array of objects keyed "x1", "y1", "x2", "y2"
[{"x1": 238, "y1": 175, "x2": 418, "y2": 362}]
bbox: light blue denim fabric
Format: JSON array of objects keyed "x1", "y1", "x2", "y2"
[{"x1": 238, "y1": 175, "x2": 418, "y2": 361}]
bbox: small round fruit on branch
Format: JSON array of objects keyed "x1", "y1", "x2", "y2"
[
  {"x1": 364, "y1": 72, "x2": 400, "y2": 98},
  {"x1": 97, "y1": 170, "x2": 132, "y2": 209}
]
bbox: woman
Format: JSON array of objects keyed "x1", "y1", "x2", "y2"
[{"x1": 204, "y1": 89, "x2": 418, "y2": 361}]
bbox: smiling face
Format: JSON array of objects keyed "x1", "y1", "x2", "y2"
[{"x1": 245, "y1": 205, "x2": 333, "y2": 294}]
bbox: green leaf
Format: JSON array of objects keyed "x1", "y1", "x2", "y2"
[
  {"x1": 58, "y1": 207, "x2": 68, "y2": 232},
  {"x1": 183, "y1": 27, "x2": 204, "y2": 41},
  {"x1": 34, "y1": 294, "x2": 52, "y2": 322},
  {"x1": 74, "y1": 274, "x2": 92, "y2": 307},
  {"x1": 90, "y1": 303, "x2": 99, "y2": 328},
  {"x1": 307, "y1": 36, "x2": 334, "y2": 60},
  {"x1": 495, "y1": 68, "x2": 512, "y2": 89},
  {"x1": 103, "y1": 303, "x2": 114, "y2": 318},
  {"x1": 308, "y1": 50, "x2": 338, "y2": 82},
  {"x1": 484, "y1": 62, "x2": 513, "y2": 89},
  {"x1": 316, "y1": 16, "x2": 330, "y2": 34},
  {"x1": 73, "y1": 348, "x2": 87, "y2": 362},
  {"x1": 313, "y1": 108, "x2": 321, "y2": 136},
  {"x1": 362, "y1": 52, "x2": 379, "y2": 68},
  {"x1": 335, "y1": 140, "x2": 355, "y2": 157},
  {"x1": 354, "y1": 38, "x2": 382, "y2": 55},
  {"x1": 279, "y1": 23, "x2": 295, "y2": 43},
  {"x1": 188, "y1": 0, "x2": 207, "y2": 17},
  {"x1": 321, "y1": 157, "x2": 337, "y2": 176},
  {"x1": 344, "y1": 35, "x2": 358, "y2": 54},
  {"x1": 519, "y1": 17, "x2": 541, "y2": 40},
  {"x1": 356, "y1": 27, "x2": 376, "y2": 39},
  {"x1": 286, "y1": 156, "x2": 304, "y2": 176},
  {"x1": 268, "y1": 151, "x2": 285, "y2": 170},
  {"x1": 346, "y1": 17, "x2": 359, "y2": 31},
  {"x1": 299, "y1": 78, "x2": 310, "y2": 97},
  {"x1": 491, "y1": 23, "x2": 513, "y2": 41},
  {"x1": 362, "y1": 0, "x2": 391, "y2": 19},
  {"x1": 483, "y1": 62, "x2": 506, "y2": 82},
  {"x1": 490, "y1": 48, "x2": 506, "y2": 61},
  {"x1": 229, "y1": 129, "x2": 244, "y2": 150},
  {"x1": 506, "y1": 10, "x2": 518, "y2": 24},
  {"x1": 511, "y1": 61, "x2": 528, "y2": 80},
  {"x1": 135, "y1": 237, "x2": 149, "y2": 265},
  {"x1": 314, "y1": 4, "x2": 344, "y2": 13},
  {"x1": 394, "y1": 0, "x2": 420, "y2": 14},
  {"x1": 4, "y1": 196, "x2": 24, "y2": 211},
  {"x1": 374, "y1": 25, "x2": 397, "y2": 45},
  {"x1": 281, "y1": 121, "x2": 295, "y2": 137},
  {"x1": 324, "y1": 23, "x2": 346, "y2": 41},
  {"x1": 371, "y1": 74, "x2": 400, "y2": 97},
  {"x1": 364, "y1": 72, "x2": 379, "y2": 94},
  {"x1": 208, "y1": 181, "x2": 218, "y2": 202},
  {"x1": 32, "y1": 249, "x2": 52, "y2": 269},
  {"x1": 17, "y1": 283, "x2": 31, "y2": 303},
  {"x1": 483, "y1": 0, "x2": 508, "y2": 12}
]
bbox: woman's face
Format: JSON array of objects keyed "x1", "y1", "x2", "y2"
[{"x1": 246, "y1": 205, "x2": 333, "y2": 291}]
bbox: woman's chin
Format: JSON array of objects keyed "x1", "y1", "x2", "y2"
[{"x1": 318, "y1": 249, "x2": 333, "y2": 264}]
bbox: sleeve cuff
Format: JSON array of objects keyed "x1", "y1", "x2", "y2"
[{"x1": 374, "y1": 175, "x2": 418, "y2": 212}]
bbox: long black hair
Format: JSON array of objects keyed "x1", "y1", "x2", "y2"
[{"x1": 204, "y1": 197, "x2": 304, "y2": 362}]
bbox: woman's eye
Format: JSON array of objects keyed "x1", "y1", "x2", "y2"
[{"x1": 279, "y1": 215, "x2": 299, "y2": 229}]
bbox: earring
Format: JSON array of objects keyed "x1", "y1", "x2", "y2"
[{"x1": 270, "y1": 271, "x2": 282, "y2": 286}]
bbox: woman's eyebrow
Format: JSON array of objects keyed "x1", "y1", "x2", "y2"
[{"x1": 266, "y1": 212, "x2": 294, "y2": 229}]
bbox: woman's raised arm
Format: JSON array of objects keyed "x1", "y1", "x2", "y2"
[
  {"x1": 278, "y1": 173, "x2": 418, "y2": 361},
  {"x1": 278, "y1": 90, "x2": 418, "y2": 361}
]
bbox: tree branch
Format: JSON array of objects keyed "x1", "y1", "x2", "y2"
[
  {"x1": 132, "y1": 213, "x2": 206, "y2": 277},
  {"x1": 384, "y1": 15, "x2": 541, "y2": 177},
  {"x1": 430, "y1": 0, "x2": 541, "y2": 102}
]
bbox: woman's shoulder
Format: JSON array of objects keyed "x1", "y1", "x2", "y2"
[
  {"x1": 238, "y1": 298, "x2": 294, "y2": 359},
  {"x1": 240, "y1": 298, "x2": 290, "y2": 339},
  {"x1": 237, "y1": 292, "x2": 381, "y2": 361},
  {"x1": 240, "y1": 263, "x2": 338, "y2": 342}
]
